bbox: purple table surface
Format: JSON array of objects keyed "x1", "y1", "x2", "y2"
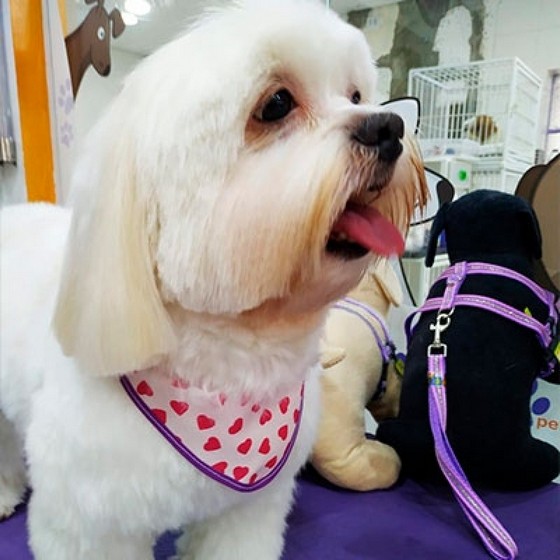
[{"x1": 1, "y1": 471, "x2": 559, "y2": 560}]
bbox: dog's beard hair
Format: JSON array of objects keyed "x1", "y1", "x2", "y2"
[{"x1": 373, "y1": 134, "x2": 428, "y2": 236}]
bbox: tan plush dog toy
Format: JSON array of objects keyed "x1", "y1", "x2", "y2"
[{"x1": 312, "y1": 258, "x2": 404, "y2": 491}]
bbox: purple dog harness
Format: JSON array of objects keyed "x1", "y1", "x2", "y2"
[
  {"x1": 121, "y1": 371, "x2": 304, "y2": 492},
  {"x1": 406, "y1": 261, "x2": 559, "y2": 560},
  {"x1": 333, "y1": 297, "x2": 398, "y2": 400}
]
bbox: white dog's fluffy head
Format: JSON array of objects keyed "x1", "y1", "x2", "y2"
[{"x1": 54, "y1": 0, "x2": 427, "y2": 375}]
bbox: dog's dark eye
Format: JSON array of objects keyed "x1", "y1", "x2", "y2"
[
  {"x1": 351, "y1": 90, "x2": 361, "y2": 104},
  {"x1": 258, "y1": 89, "x2": 295, "y2": 122}
]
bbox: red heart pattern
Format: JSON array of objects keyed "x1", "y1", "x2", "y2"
[
  {"x1": 278, "y1": 425, "x2": 288, "y2": 441},
  {"x1": 228, "y1": 417, "x2": 243, "y2": 435},
  {"x1": 237, "y1": 438, "x2": 252, "y2": 455},
  {"x1": 170, "y1": 400, "x2": 189, "y2": 416},
  {"x1": 259, "y1": 409, "x2": 272, "y2": 425},
  {"x1": 233, "y1": 466, "x2": 249, "y2": 481},
  {"x1": 265, "y1": 456, "x2": 278, "y2": 469},
  {"x1": 279, "y1": 396, "x2": 290, "y2": 414},
  {"x1": 258, "y1": 438, "x2": 271, "y2": 454},
  {"x1": 126, "y1": 372, "x2": 304, "y2": 487},
  {"x1": 152, "y1": 408, "x2": 167, "y2": 424},
  {"x1": 197, "y1": 414, "x2": 216, "y2": 430},
  {"x1": 212, "y1": 461, "x2": 228, "y2": 474},
  {"x1": 204, "y1": 437, "x2": 222, "y2": 451},
  {"x1": 137, "y1": 380, "x2": 154, "y2": 396}
]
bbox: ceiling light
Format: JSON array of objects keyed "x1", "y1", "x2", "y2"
[
  {"x1": 124, "y1": 0, "x2": 152, "y2": 17},
  {"x1": 121, "y1": 11, "x2": 139, "y2": 26}
]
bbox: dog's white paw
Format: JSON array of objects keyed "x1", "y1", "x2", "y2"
[
  {"x1": 169, "y1": 530, "x2": 189, "y2": 560},
  {"x1": 0, "y1": 503, "x2": 16, "y2": 520},
  {"x1": 0, "y1": 476, "x2": 25, "y2": 520},
  {"x1": 0, "y1": 417, "x2": 27, "y2": 520}
]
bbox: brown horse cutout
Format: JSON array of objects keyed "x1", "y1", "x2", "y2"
[{"x1": 65, "y1": 0, "x2": 125, "y2": 98}]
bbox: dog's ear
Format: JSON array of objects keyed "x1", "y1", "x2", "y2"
[
  {"x1": 53, "y1": 109, "x2": 176, "y2": 376},
  {"x1": 520, "y1": 205, "x2": 543, "y2": 260},
  {"x1": 425, "y1": 202, "x2": 449, "y2": 267}
]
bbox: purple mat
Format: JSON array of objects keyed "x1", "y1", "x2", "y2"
[{"x1": 1, "y1": 473, "x2": 558, "y2": 560}]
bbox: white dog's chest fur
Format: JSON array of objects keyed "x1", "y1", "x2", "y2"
[{"x1": 26, "y1": 361, "x2": 319, "y2": 534}]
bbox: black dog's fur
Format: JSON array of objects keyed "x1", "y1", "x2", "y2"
[{"x1": 377, "y1": 190, "x2": 559, "y2": 490}]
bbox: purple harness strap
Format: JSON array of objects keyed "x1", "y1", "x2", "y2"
[
  {"x1": 414, "y1": 294, "x2": 552, "y2": 347},
  {"x1": 408, "y1": 261, "x2": 559, "y2": 560},
  {"x1": 405, "y1": 262, "x2": 558, "y2": 374},
  {"x1": 334, "y1": 297, "x2": 394, "y2": 362},
  {"x1": 333, "y1": 298, "x2": 396, "y2": 400},
  {"x1": 437, "y1": 262, "x2": 555, "y2": 311}
]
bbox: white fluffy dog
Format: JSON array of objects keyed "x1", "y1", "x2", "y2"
[{"x1": 0, "y1": 1, "x2": 426, "y2": 558}]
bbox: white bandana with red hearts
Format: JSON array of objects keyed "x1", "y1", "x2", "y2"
[{"x1": 120, "y1": 371, "x2": 304, "y2": 491}]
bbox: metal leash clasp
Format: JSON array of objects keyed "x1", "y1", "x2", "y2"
[{"x1": 428, "y1": 309, "x2": 454, "y2": 356}]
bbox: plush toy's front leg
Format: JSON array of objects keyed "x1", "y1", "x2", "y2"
[
  {"x1": 0, "y1": 414, "x2": 27, "y2": 519},
  {"x1": 311, "y1": 368, "x2": 400, "y2": 491},
  {"x1": 174, "y1": 481, "x2": 295, "y2": 560}
]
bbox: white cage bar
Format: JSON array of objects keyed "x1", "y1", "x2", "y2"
[{"x1": 409, "y1": 58, "x2": 542, "y2": 168}]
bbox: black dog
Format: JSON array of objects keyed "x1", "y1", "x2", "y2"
[{"x1": 377, "y1": 190, "x2": 559, "y2": 490}]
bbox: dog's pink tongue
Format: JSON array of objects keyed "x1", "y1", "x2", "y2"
[{"x1": 332, "y1": 204, "x2": 405, "y2": 256}]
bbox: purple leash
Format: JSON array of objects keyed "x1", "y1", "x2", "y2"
[
  {"x1": 427, "y1": 320, "x2": 518, "y2": 560},
  {"x1": 419, "y1": 260, "x2": 559, "y2": 560}
]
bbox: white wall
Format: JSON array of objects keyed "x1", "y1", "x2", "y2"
[
  {"x1": 484, "y1": 0, "x2": 560, "y2": 81},
  {"x1": 483, "y1": 0, "x2": 560, "y2": 150}
]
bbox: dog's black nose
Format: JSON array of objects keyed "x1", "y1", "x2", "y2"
[{"x1": 353, "y1": 112, "x2": 404, "y2": 162}]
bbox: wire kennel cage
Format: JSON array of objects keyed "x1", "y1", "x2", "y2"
[{"x1": 409, "y1": 58, "x2": 542, "y2": 169}]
